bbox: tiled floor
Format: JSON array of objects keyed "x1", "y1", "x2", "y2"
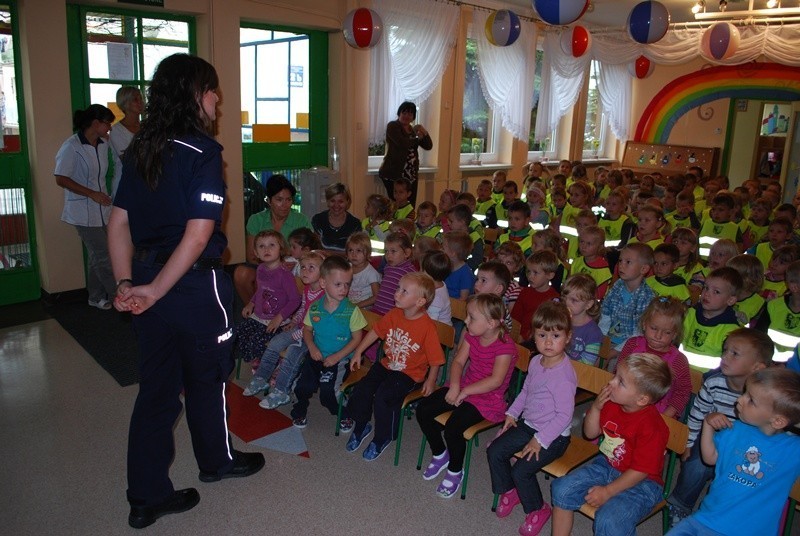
[{"x1": 1, "y1": 316, "x2": 797, "y2": 535}]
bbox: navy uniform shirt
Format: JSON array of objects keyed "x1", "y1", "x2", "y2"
[{"x1": 114, "y1": 134, "x2": 227, "y2": 258}]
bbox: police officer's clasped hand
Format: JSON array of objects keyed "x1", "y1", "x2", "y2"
[{"x1": 115, "y1": 284, "x2": 159, "y2": 315}]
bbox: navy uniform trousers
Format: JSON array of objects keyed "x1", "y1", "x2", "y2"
[{"x1": 126, "y1": 261, "x2": 236, "y2": 506}]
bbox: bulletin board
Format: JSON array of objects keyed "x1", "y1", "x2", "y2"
[{"x1": 621, "y1": 141, "x2": 720, "y2": 177}]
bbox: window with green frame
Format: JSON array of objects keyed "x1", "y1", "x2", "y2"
[
  {"x1": 66, "y1": 5, "x2": 195, "y2": 116},
  {"x1": 0, "y1": 0, "x2": 40, "y2": 305},
  {"x1": 239, "y1": 23, "x2": 328, "y2": 178}
]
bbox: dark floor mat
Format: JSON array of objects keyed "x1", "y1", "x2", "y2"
[{"x1": 49, "y1": 301, "x2": 139, "y2": 387}]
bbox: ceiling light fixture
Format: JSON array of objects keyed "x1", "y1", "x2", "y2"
[
  {"x1": 692, "y1": 0, "x2": 706, "y2": 14},
  {"x1": 695, "y1": 0, "x2": 800, "y2": 20}
]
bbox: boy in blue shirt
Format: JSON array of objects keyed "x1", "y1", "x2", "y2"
[
  {"x1": 443, "y1": 230, "x2": 475, "y2": 300},
  {"x1": 599, "y1": 242, "x2": 656, "y2": 358},
  {"x1": 667, "y1": 328, "x2": 773, "y2": 528},
  {"x1": 290, "y1": 256, "x2": 367, "y2": 429},
  {"x1": 667, "y1": 368, "x2": 800, "y2": 536}
]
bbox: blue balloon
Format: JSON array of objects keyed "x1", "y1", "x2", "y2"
[
  {"x1": 627, "y1": 1, "x2": 670, "y2": 45},
  {"x1": 532, "y1": 0, "x2": 588, "y2": 26},
  {"x1": 486, "y1": 10, "x2": 522, "y2": 47}
]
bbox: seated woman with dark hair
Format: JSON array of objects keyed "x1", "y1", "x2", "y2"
[
  {"x1": 233, "y1": 174, "x2": 311, "y2": 302},
  {"x1": 311, "y1": 182, "x2": 362, "y2": 251}
]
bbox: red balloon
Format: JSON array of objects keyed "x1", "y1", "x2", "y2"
[
  {"x1": 629, "y1": 55, "x2": 655, "y2": 79},
  {"x1": 343, "y1": 8, "x2": 383, "y2": 49},
  {"x1": 560, "y1": 26, "x2": 592, "y2": 57}
]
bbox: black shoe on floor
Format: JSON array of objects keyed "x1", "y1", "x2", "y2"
[
  {"x1": 198, "y1": 450, "x2": 265, "y2": 482},
  {"x1": 128, "y1": 488, "x2": 200, "y2": 529}
]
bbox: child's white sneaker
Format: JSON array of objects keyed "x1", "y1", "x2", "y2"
[
  {"x1": 243, "y1": 376, "x2": 269, "y2": 396},
  {"x1": 259, "y1": 389, "x2": 291, "y2": 409}
]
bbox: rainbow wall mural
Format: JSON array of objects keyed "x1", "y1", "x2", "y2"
[{"x1": 634, "y1": 63, "x2": 800, "y2": 144}]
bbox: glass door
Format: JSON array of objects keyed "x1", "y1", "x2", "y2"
[{"x1": 0, "y1": 1, "x2": 39, "y2": 305}]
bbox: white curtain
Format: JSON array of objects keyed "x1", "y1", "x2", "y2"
[
  {"x1": 472, "y1": 10, "x2": 538, "y2": 142},
  {"x1": 598, "y1": 63, "x2": 631, "y2": 141},
  {"x1": 368, "y1": 0, "x2": 460, "y2": 146},
  {"x1": 535, "y1": 32, "x2": 588, "y2": 142},
  {"x1": 536, "y1": 24, "x2": 800, "y2": 142}
]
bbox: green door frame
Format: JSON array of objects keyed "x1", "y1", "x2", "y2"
[
  {"x1": 240, "y1": 22, "x2": 328, "y2": 173},
  {"x1": 66, "y1": 4, "x2": 196, "y2": 111},
  {"x1": 0, "y1": 0, "x2": 39, "y2": 305}
]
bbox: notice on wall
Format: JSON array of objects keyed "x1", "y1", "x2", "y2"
[
  {"x1": 290, "y1": 66, "x2": 303, "y2": 88},
  {"x1": 107, "y1": 42, "x2": 134, "y2": 81}
]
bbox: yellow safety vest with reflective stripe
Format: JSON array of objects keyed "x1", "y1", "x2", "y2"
[
  {"x1": 394, "y1": 203, "x2": 414, "y2": 221},
  {"x1": 493, "y1": 201, "x2": 510, "y2": 228},
  {"x1": 666, "y1": 213, "x2": 694, "y2": 231},
  {"x1": 566, "y1": 235, "x2": 579, "y2": 264},
  {"x1": 417, "y1": 223, "x2": 442, "y2": 239},
  {"x1": 646, "y1": 275, "x2": 691, "y2": 303},
  {"x1": 698, "y1": 219, "x2": 739, "y2": 259},
  {"x1": 743, "y1": 221, "x2": 769, "y2": 246},
  {"x1": 766, "y1": 296, "x2": 800, "y2": 362},
  {"x1": 693, "y1": 184, "x2": 704, "y2": 202},
  {"x1": 628, "y1": 235, "x2": 664, "y2": 250},
  {"x1": 675, "y1": 263, "x2": 704, "y2": 286},
  {"x1": 680, "y1": 307, "x2": 740, "y2": 371},
  {"x1": 598, "y1": 214, "x2": 630, "y2": 248},
  {"x1": 475, "y1": 199, "x2": 494, "y2": 220},
  {"x1": 762, "y1": 278, "x2": 787, "y2": 300},
  {"x1": 496, "y1": 228, "x2": 533, "y2": 257},
  {"x1": 571, "y1": 256, "x2": 611, "y2": 290},
  {"x1": 561, "y1": 202, "x2": 582, "y2": 229},
  {"x1": 361, "y1": 217, "x2": 391, "y2": 254},
  {"x1": 469, "y1": 218, "x2": 485, "y2": 242},
  {"x1": 491, "y1": 190, "x2": 504, "y2": 204},
  {"x1": 754, "y1": 242, "x2": 775, "y2": 270},
  {"x1": 734, "y1": 292, "x2": 765, "y2": 326}
]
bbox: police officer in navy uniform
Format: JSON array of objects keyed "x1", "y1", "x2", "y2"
[{"x1": 108, "y1": 54, "x2": 264, "y2": 529}]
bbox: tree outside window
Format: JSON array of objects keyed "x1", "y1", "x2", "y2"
[{"x1": 461, "y1": 37, "x2": 491, "y2": 155}]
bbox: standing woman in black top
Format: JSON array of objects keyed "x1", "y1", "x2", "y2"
[
  {"x1": 378, "y1": 101, "x2": 433, "y2": 207},
  {"x1": 107, "y1": 54, "x2": 264, "y2": 529}
]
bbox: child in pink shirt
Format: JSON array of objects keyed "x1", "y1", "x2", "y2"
[
  {"x1": 617, "y1": 296, "x2": 691, "y2": 418},
  {"x1": 417, "y1": 294, "x2": 518, "y2": 499}
]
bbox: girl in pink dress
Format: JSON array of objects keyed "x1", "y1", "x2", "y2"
[{"x1": 416, "y1": 294, "x2": 518, "y2": 499}]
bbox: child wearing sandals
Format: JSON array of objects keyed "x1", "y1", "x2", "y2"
[
  {"x1": 243, "y1": 251, "x2": 326, "y2": 408},
  {"x1": 416, "y1": 293, "x2": 518, "y2": 498},
  {"x1": 487, "y1": 300, "x2": 577, "y2": 536}
]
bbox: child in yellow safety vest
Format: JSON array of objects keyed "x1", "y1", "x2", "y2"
[
  {"x1": 680, "y1": 267, "x2": 742, "y2": 371},
  {"x1": 755, "y1": 259, "x2": 800, "y2": 363},
  {"x1": 646, "y1": 243, "x2": 690, "y2": 304},
  {"x1": 726, "y1": 254, "x2": 766, "y2": 327},
  {"x1": 697, "y1": 192, "x2": 742, "y2": 260}
]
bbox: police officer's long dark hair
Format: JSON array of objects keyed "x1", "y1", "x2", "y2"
[{"x1": 127, "y1": 54, "x2": 219, "y2": 191}]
